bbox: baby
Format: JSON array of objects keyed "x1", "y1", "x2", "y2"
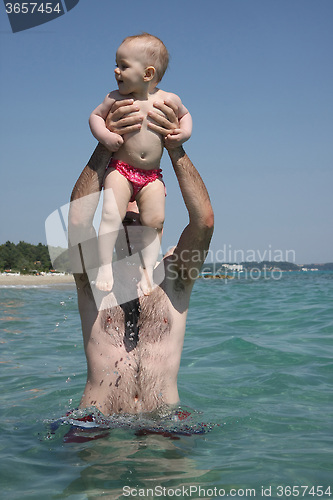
[{"x1": 89, "y1": 33, "x2": 192, "y2": 294}]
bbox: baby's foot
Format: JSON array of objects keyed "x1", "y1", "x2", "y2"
[
  {"x1": 95, "y1": 264, "x2": 114, "y2": 292},
  {"x1": 138, "y1": 267, "x2": 155, "y2": 296}
]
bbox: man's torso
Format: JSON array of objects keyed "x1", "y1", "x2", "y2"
[{"x1": 79, "y1": 275, "x2": 190, "y2": 416}]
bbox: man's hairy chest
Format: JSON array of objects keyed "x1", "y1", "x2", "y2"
[{"x1": 99, "y1": 288, "x2": 172, "y2": 352}]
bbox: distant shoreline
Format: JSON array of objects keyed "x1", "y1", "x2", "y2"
[{"x1": 0, "y1": 274, "x2": 74, "y2": 286}]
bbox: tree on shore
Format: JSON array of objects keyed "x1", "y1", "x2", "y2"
[{"x1": 0, "y1": 241, "x2": 52, "y2": 273}]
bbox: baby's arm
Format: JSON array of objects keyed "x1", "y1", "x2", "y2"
[
  {"x1": 89, "y1": 93, "x2": 124, "y2": 152},
  {"x1": 163, "y1": 93, "x2": 192, "y2": 148}
]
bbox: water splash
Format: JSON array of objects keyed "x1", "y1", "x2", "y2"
[{"x1": 43, "y1": 406, "x2": 219, "y2": 442}]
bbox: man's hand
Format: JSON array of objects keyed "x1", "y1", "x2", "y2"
[
  {"x1": 147, "y1": 100, "x2": 182, "y2": 149},
  {"x1": 105, "y1": 99, "x2": 144, "y2": 135},
  {"x1": 106, "y1": 98, "x2": 184, "y2": 149}
]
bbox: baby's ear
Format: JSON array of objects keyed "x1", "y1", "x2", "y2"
[{"x1": 144, "y1": 66, "x2": 156, "y2": 82}]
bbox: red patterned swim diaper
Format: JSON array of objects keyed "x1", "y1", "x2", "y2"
[{"x1": 109, "y1": 158, "x2": 164, "y2": 202}]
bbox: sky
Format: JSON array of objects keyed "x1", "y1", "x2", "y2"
[{"x1": 0, "y1": 0, "x2": 332, "y2": 264}]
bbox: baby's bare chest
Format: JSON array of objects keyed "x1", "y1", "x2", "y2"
[{"x1": 134, "y1": 94, "x2": 167, "y2": 120}]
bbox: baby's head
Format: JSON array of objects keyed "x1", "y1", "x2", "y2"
[{"x1": 120, "y1": 33, "x2": 169, "y2": 84}]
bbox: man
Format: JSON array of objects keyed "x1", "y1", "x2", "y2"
[{"x1": 68, "y1": 100, "x2": 214, "y2": 417}]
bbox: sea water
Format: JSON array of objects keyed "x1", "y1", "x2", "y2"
[{"x1": 1, "y1": 272, "x2": 332, "y2": 499}]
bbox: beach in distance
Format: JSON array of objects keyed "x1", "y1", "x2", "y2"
[
  {"x1": 1, "y1": 264, "x2": 332, "y2": 286},
  {"x1": 0, "y1": 273, "x2": 74, "y2": 286}
]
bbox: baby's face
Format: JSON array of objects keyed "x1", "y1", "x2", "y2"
[{"x1": 115, "y1": 41, "x2": 149, "y2": 96}]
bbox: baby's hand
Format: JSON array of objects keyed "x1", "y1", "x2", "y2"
[
  {"x1": 164, "y1": 129, "x2": 189, "y2": 149},
  {"x1": 105, "y1": 133, "x2": 124, "y2": 152}
]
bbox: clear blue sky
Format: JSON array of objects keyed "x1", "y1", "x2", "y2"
[{"x1": 1, "y1": 0, "x2": 332, "y2": 264}]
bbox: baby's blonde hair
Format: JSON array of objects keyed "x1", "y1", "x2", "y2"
[{"x1": 122, "y1": 33, "x2": 169, "y2": 83}]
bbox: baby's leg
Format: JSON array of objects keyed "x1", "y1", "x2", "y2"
[
  {"x1": 96, "y1": 168, "x2": 132, "y2": 291},
  {"x1": 136, "y1": 179, "x2": 165, "y2": 295}
]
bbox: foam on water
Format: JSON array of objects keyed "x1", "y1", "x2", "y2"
[{"x1": 44, "y1": 406, "x2": 217, "y2": 443}]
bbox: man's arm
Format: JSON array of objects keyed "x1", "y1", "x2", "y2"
[
  {"x1": 167, "y1": 147, "x2": 214, "y2": 286},
  {"x1": 68, "y1": 143, "x2": 112, "y2": 289}
]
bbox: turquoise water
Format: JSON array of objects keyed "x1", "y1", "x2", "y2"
[{"x1": 1, "y1": 272, "x2": 332, "y2": 499}]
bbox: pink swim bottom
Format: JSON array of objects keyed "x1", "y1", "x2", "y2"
[{"x1": 109, "y1": 158, "x2": 164, "y2": 202}]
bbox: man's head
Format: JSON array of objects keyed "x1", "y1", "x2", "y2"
[
  {"x1": 115, "y1": 33, "x2": 169, "y2": 93},
  {"x1": 114, "y1": 203, "x2": 148, "y2": 259}
]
